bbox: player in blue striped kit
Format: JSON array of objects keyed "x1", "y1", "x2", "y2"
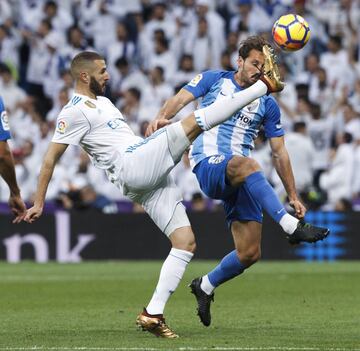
[
  {"x1": 146, "y1": 36, "x2": 329, "y2": 327},
  {"x1": 0, "y1": 96, "x2": 26, "y2": 223}
]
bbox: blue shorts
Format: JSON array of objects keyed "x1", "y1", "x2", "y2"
[{"x1": 193, "y1": 155, "x2": 263, "y2": 226}]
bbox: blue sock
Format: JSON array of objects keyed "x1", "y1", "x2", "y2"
[
  {"x1": 244, "y1": 171, "x2": 286, "y2": 223},
  {"x1": 208, "y1": 250, "x2": 246, "y2": 287}
]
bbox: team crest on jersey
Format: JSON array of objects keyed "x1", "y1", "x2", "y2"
[
  {"x1": 246, "y1": 100, "x2": 259, "y2": 112},
  {"x1": 85, "y1": 100, "x2": 96, "y2": 108},
  {"x1": 0, "y1": 111, "x2": 10, "y2": 131},
  {"x1": 189, "y1": 74, "x2": 203, "y2": 87},
  {"x1": 208, "y1": 155, "x2": 225, "y2": 165},
  {"x1": 56, "y1": 119, "x2": 67, "y2": 134}
]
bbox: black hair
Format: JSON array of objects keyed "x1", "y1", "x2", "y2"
[{"x1": 238, "y1": 36, "x2": 269, "y2": 59}]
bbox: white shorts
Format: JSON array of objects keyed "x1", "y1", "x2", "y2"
[
  {"x1": 122, "y1": 128, "x2": 174, "y2": 192},
  {"x1": 118, "y1": 128, "x2": 190, "y2": 234}
]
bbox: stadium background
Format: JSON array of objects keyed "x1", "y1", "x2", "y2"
[
  {"x1": 1, "y1": 1, "x2": 360, "y2": 350},
  {"x1": 0, "y1": 0, "x2": 360, "y2": 262}
]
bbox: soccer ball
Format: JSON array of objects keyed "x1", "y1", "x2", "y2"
[{"x1": 272, "y1": 14, "x2": 310, "y2": 52}]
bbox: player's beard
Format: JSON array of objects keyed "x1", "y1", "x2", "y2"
[
  {"x1": 89, "y1": 76, "x2": 105, "y2": 96},
  {"x1": 241, "y1": 70, "x2": 260, "y2": 88}
]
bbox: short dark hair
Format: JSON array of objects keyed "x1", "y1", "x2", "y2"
[
  {"x1": 293, "y1": 121, "x2": 306, "y2": 132},
  {"x1": 70, "y1": 51, "x2": 104, "y2": 79},
  {"x1": 238, "y1": 36, "x2": 269, "y2": 59},
  {"x1": 127, "y1": 87, "x2": 141, "y2": 100}
]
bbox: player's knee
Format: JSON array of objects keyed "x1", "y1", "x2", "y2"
[
  {"x1": 227, "y1": 157, "x2": 261, "y2": 186},
  {"x1": 237, "y1": 246, "x2": 261, "y2": 266},
  {"x1": 186, "y1": 239, "x2": 197, "y2": 254},
  {"x1": 169, "y1": 225, "x2": 197, "y2": 253},
  {"x1": 173, "y1": 237, "x2": 196, "y2": 253}
]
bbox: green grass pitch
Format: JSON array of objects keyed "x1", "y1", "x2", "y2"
[{"x1": 0, "y1": 261, "x2": 359, "y2": 350}]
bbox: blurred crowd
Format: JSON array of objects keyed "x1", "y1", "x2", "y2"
[{"x1": 0, "y1": 0, "x2": 360, "y2": 213}]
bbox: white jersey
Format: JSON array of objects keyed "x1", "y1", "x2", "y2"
[
  {"x1": 52, "y1": 93, "x2": 188, "y2": 234},
  {"x1": 52, "y1": 93, "x2": 143, "y2": 185}
]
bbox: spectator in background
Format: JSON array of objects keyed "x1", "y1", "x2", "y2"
[
  {"x1": 271, "y1": 122, "x2": 315, "y2": 198},
  {"x1": 23, "y1": 19, "x2": 53, "y2": 111},
  {"x1": 320, "y1": 35, "x2": 354, "y2": 96},
  {"x1": 8, "y1": 96, "x2": 42, "y2": 147},
  {"x1": 17, "y1": 0, "x2": 45, "y2": 32},
  {"x1": 307, "y1": 103, "x2": 334, "y2": 191},
  {"x1": 0, "y1": 64, "x2": 27, "y2": 114},
  {"x1": 226, "y1": 31, "x2": 242, "y2": 69},
  {"x1": 139, "y1": 66, "x2": 173, "y2": 122},
  {"x1": 46, "y1": 87, "x2": 70, "y2": 123},
  {"x1": 184, "y1": 17, "x2": 214, "y2": 71},
  {"x1": 173, "y1": 0, "x2": 197, "y2": 51},
  {"x1": 147, "y1": 36, "x2": 177, "y2": 83},
  {"x1": 78, "y1": 185, "x2": 118, "y2": 213},
  {"x1": 143, "y1": 2, "x2": 177, "y2": 44},
  {"x1": 221, "y1": 50, "x2": 235, "y2": 71},
  {"x1": 348, "y1": 79, "x2": 360, "y2": 114},
  {"x1": 172, "y1": 149, "x2": 204, "y2": 202},
  {"x1": 171, "y1": 54, "x2": 196, "y2": 88},
  {"x1": 42, "y1": 31, "x2": 66, "y2": 99},
  {"x1": 111, "y1": 57, "x2": 148, "y2": 101},
  {"x1": 0, "y1": 0, "x2": 12, "y2": 25},
  {"x1": 0, "y1": 24, "x2": 20, "y2": 71},
  {"x1": 117, "y1": 87, "x2": 142, "y2": 134},
  {"x1": 230, "y1": 0, "x2": 272, "y2": 35},
  {"x1": 320, "y1": 132, "x2": 355, "y2": 209},
  {"x1": 309, "y1": 67, "x2": 335, "y2": 115},
  {"x1": 296, "y1": 53, "x2": 321, "y2": 87},
  {"x1": 105, "y1": 21, "x2": 136, "y2": 78},
  {"x1": 61, "y1": 26, "x2": 92, "y2": 69},
  {"x1": 195, "y1": 0, "x2": 226, "y2": 66}
]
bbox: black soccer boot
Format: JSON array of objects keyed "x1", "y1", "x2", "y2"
[
  {"x1": 287, "y1": 220, "x2": 330, "y2": 245},
  {"x1": 189, "y1": 277, "x2": 214, "y2": 327}
]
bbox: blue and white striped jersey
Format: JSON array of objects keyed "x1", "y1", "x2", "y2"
[
  {"x1": 0, "y1": 96, "x2": 11, "y2": 141},
  {"x1": 184, "y1": 70, "x2": 284, "y2": 168}
]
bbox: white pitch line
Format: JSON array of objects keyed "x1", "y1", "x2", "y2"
[{"x1": 1, "y1": 347, "x2": 360, "y2": 351}]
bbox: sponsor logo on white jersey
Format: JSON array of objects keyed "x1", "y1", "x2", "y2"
[
  {"x1": 189, "y1": 74, "x2": 203, "y2": 87},
  {"x1": 56, "y1": 119, "x2": 67, "y2": 134},
  {"x1": 1, "y1": 111, "x2": 10, "y2": 131},
  {"x1": 208, "y1": 155, "x2": 225, "y2": 164}
]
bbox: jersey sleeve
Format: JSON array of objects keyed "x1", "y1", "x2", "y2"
[
  {"x1": 183, "y1": 70, "x2": 224, "y2": 98},
  {"x1": 0, "y1": 97, "x2": 11, "y2": 141},
  {"x1": 52, "y1": 105, "x2": 90, "y2": 145},
  {"x1": 263, "y1": 97, "x2": 285, "y2": 138}
]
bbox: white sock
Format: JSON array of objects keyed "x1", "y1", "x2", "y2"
[
  {"x1": 279, "y1": 213, "x2": 299, "y2": 234},
  {"x1": 195, "y1": 80, "x2": 268, "y2": 131},
  {"x1": 146, "y1": 248, "x2": 193, "y2": 315},
  {"x1": 200, "y1": 275, "x2": 215, "y2": 295}
]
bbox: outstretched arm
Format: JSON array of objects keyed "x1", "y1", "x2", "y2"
[
  {"x1": 0, "y1": 140, "x2": 26, "y2": 223},
  {"x1": 24, "y1": 142, "x2": 68, "y2": 223},
  {"x1": 146, "y1": 88, "x2": 195, "y2": 136},
  {"x1": 269, "y1": 136, "x2": 306, "y2": 218}
]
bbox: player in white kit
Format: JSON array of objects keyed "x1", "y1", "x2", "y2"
[{"x1": 24, "y1": 50, "x2": 284, "y2": 338}]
